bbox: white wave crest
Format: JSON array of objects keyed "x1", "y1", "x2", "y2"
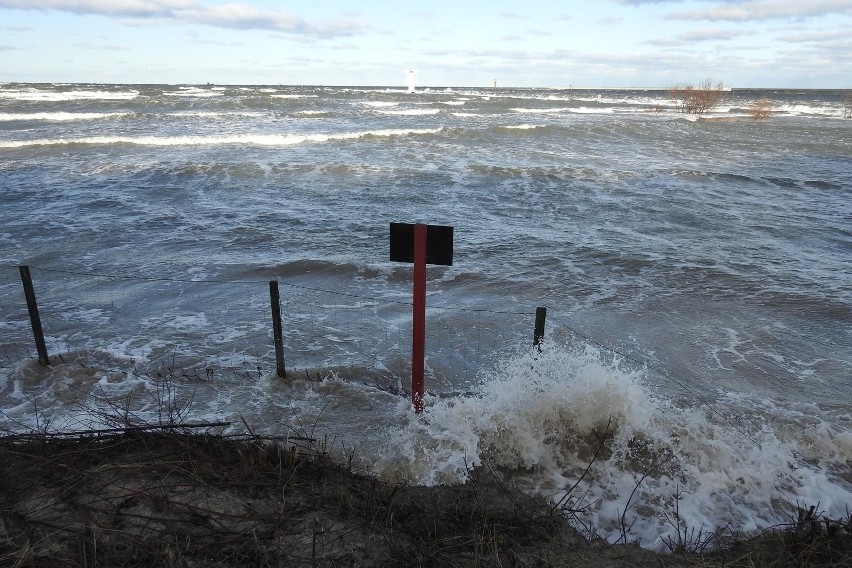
[
  {"x1": 0, "y1": 128, "x2": 443, "y2": 149},
  {"x1": 169, "y1": 111, "x2": 264, "y2": 118},
  {"x1": 0, "y1": 112, "x2": 129, "y2": 122},
  {"x1": 164, "y1": 89, "x2": 221, "y2": 98},
  {"x1": 378, "y1": 108, "x2": 441, "y2": 116},
  {"x1": 0, "y1": 89, "x2": 138, "y2": 101},
  {"x1": 570, "y1": 107, "x2": 615, "y2": 114},
  {"x1": 512, "y1": 107, "x2": 573, "y2": 114}
]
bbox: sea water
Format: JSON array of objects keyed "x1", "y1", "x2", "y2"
[{"x1": 1, "y1": 83, "x2": 850, "y2": 548}]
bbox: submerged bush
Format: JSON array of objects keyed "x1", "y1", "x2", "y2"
[
  {"x1": 668, "y1": 79, "x2": 725, "y2": 117},
  {"x1": 749, "y1": 98, "x2": 773, "y2": 120}
]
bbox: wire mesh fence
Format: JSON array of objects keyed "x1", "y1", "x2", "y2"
[
  {"x1": 2, "y1": 263, "x2": 767, "y2": 444},
  {"x1": 0, "y1": 264, "x2": 539, "y2": 393}
]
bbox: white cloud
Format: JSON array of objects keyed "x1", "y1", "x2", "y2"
[
  {"x1": 668, "y1": 0, "x2": 852, "y2": 22},
  {"x1": 0, "y1": 0, "x2": 369, "y2": 37},
  {"x1": 678, "y1": 27, "x2": 753, "y2": 40},
  {"x1": 644, "y1": 26, "x2": 751, "y2": 45},
  {"x1": 174, "y1": 4, "x2": 305, "y2": 30},
  {"x1": 0, "y1": 0, "x2": 195, "y2": 17},
  {"x1": 595, "y1": 16, "x2": 623, "y2": 25},
  {"x1": 73, "y1": 41, "x2": 131, "y2": 50},
  {"x1": 773, "y1": 27, "x2": 852, "y2": 54},
  {"x1": 777, "y1": 28, "x2": 852, "y2": 42}
]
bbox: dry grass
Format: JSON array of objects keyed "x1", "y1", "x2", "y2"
[
  {"x1": 708, "y1": 505, "x2": 852, "y2": 567},
  {"x1": 0, "y1": 428, "x2": 641, "y2": 567},
  {"x1": 2, "y1": 429, "x2": 850, "y2": 567}
]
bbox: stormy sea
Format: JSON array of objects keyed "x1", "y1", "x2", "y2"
[{"x1": 1, "y1": 83, "x2": 850, "y2": 548}]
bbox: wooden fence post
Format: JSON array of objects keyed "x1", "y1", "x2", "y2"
[
  {"x1": 269, "y1": 280, "x2": 286, "y2": 378},
  {"x1": 19, "y1": 265, "x2": 50, "y2": 366},
  {"x1": 533, "y1": 306, "x2": 547, "y2": 351}
]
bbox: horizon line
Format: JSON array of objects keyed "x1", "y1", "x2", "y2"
[{"x1": 2, "y1": 81, "x2": 850, "y2": 91}]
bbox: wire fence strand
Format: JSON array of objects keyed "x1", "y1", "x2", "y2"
[
  {"x1": 0, "y1": 264, "x2": 537, "y2": 391},
  {"x1": 1, "y1": 261, "x2": 787, "y2": 446}
]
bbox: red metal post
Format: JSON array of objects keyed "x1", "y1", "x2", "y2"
[{"x1": 411, "y1": 224, "x2": 427, "y2": 413}]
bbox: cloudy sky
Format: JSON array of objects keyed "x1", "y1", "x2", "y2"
[{"x1": 1, "y1": 0, "x2": 850, "y2": 87}]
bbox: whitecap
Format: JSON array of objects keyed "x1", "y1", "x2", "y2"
[
  {"x1": 0, "y1": 128, "x2": 443, "y2": 149},
  {"x1": 0, "y1": 112, "x2": 129, "y2": 122}
]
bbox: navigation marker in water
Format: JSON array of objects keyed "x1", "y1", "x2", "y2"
[
  {"x1": 390, "y1": 223, "x2": 454, "y2": 413},
  {"x1": 407, "y1": 70, "x2": 416, "y2": 93}
]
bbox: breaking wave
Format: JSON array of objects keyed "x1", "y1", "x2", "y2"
[
  {"x1": 0, "y1": 128, "x2": 444, "y2": 149},
  {"x1": 379, "y1": 342, "x2": 852, "y2": 548}
]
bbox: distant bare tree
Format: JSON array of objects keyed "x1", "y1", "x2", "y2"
[
  {"x1": 748, "y1": 98, "x2": 772, "y2": 120},
  {"x1": 667, "y1": 79, "x2": 725, "y2": 117}
]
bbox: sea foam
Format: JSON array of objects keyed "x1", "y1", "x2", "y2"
[
  {"x1": 0, "y1": 112, "x2": 129, "y2": 122},
  {"x1": 379, "y1": 342, "x2": 852, "y2": 548},
  {"x1": 0, "y1": 89, "x2": 138, "y2": 101},
  {"x1": 0, "y1": 128, "x2": 443, "y2": 149}
]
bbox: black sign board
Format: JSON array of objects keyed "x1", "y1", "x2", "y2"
[{"x1": 389, "y1": 223, "x2": 454, "y2": 266}]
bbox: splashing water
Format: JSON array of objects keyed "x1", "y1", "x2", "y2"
[
  {"x1": 378, "y1": 342, "x2": 852, "y2": 548},
  {"x1": 2, "y1": 339, "x2": 850, "y2": 550}
]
